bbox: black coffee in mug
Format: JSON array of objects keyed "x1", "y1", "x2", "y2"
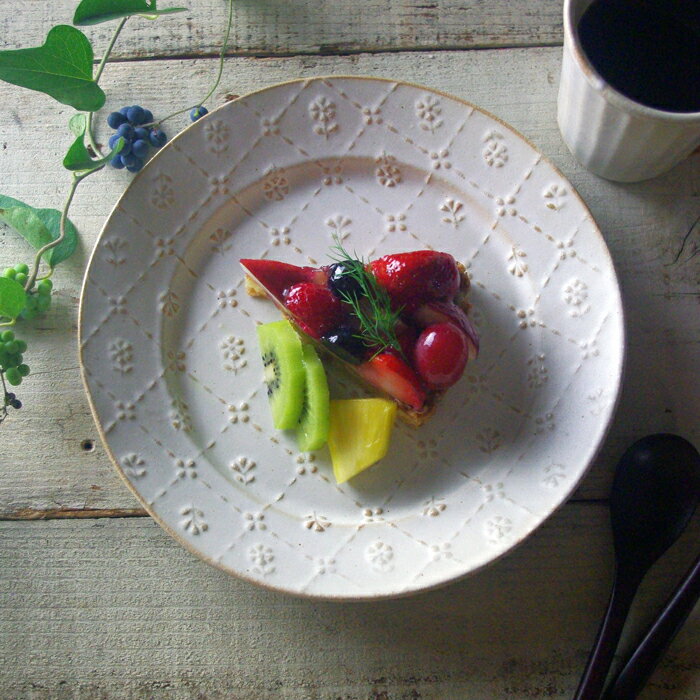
[{"x1": 577, "y1": 0, "x2": 700, "y2": 113}]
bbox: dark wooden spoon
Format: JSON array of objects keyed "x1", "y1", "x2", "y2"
[
  {"x1": 573, "y1": 433, "x2": 700, "y2": 700},
  {"x1": 603, "y1": 551, "x2": 700, "y2": 699}
]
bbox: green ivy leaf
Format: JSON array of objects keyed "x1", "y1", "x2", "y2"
[
  {"x1": 31, "y1": 210, "x2": 79, "y2": 267},
  {"x1": 63, "y1": 133, "x2": 124, "y2": 172},
  {"x1": 0, "y1": 195, "x2": 78, "y2": 268},
  {"x1": 63, "y1": 114, "x2": 124, "y2": 172},
  {"x1": 0, "y1": 26, "x2": 105, "y2": 111},
  {"x1": 0, "y1": 207, "x2": 59, "y2": 267},
  {"x1": 69, "y1": 113, "x2": 88, "y2": 137},
  {"x1": 0, "y1": 277, "x2": 27, "y2": 322},
  {"x1": 74, "y1": 0, "x2": 188, "y2": 26}
]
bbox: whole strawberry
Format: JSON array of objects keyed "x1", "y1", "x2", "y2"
[
  {"x1": 284, "y1": 282, "x2": 345, "y2": 338},
  {"x1": 369, "y1": 251, "x2": 460, "y2": 310}
]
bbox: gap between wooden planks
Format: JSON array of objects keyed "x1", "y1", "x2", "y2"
[
  {"x1": 0, "y1": 506, "x2": 698, "y2": 699},
  {"x1": 4, "y1": 0, "x2": 564, "y2": 58}
]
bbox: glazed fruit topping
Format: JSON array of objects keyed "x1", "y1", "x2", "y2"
[
  {"x1": 326, "y1": 261, "x2": 364, "y2": 299},
  {"x1": 321, "y1": 325, "x2": 366, "y2": 364},
  {"x1": 395, "y1": 322, "x2": 419, "y2": 362},
  {"x1": 284, "y1": 282, "x2": 345, "y2": 338},
  {"x1": 369, "y1": 251, "x2": 461, "y2": 310},
  {"x1": 239, "y1": 258, "x2": 324, "y2": 299},
  {"x1": 240, "y1": 242, "x2": 479, "y2": 415},
  {"x1": 413, "y1": 300, "x2": 479, "y2": 360},
  {"x1": 357, "y1": 351, "x2": 427, "y2": 410},
  {"x1": 414, "y1": 322, "x2": 469, "y2": 389}
]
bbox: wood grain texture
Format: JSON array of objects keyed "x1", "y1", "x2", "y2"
[
  {"x1": 2, "y1": 5, "x2": 699, "y2": 696},
  {"x1": 2, "y1": 0, "x2": 564, "y2": 58},
  {"x1": 1, "y1": 49, "x2": 699, "y2": 516},
  {"x1": 1, "y1": 506, "x2": 699, "y2": 699}
]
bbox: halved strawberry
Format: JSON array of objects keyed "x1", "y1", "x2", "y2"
[
  {"x1": 369, "y1": 251, "x2": 461, "y2": 310},
  {"x1": 357, "y1": 351, "x2": 427, "y2": 410},
  {"x1": 284, "y1": 282, "x2": 345, "y2": 338},
  {"x1": 240, "y1": 259, "x2": 325, "y2": 300},
  {"x1": 413, "y1": 300, "x2": 479, "y2": 360}
]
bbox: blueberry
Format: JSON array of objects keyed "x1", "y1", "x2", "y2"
[
  {"x1": 190, "y1": 106, "x2": 208, "y2": 121},
  {"x1": 5, "y1": 393, "x2": 15, "y2": 401},
  {"x1": 327, "y1": 262, "x2": 363, "y2": 299},
  {"x1": 118, "y1": 139, "x2": 132, "y2": 156},
  {"x1": 127, "y1": 105, "x2": 145, "y2": 125},
  {"x1": 321, "y1": 326, "x2": 366, "y2": 364},
  {"x1": 134, "y1": 127, "x2": 150, "y2": 141},
  {"x1": 110, "y1": 155, "x2": 125, "y2": 169},
  {"x1": 142, "y1": 109, "x2": 153, "y2": 124},
  {"x1": 116, "y1": 123, "x2": 134, "y2": 140},
  {"x1": 149, "y1": 128, "x2": 168, "y2": 147},
  {"x1": 120, "y1": 152, "x2": 138, "y2": 168},
  {"x1": 107, "y1": 111, "x2": 127, "y2": 129},
  {"x1": 126, "y1": 156, "x2": 144, "y2": 173},
  {"x1": 131, "y1": 139, "x2": 149, "y2": 158},
  {"x1": 108, "y1": 133, "x2": 120, "y2": 149},
  {"x1": 11, "y1": 399, "x2": 21, "y2": 409},
  {"x1": 119, "y1": 106, "x2": 130, "y2": 117}
]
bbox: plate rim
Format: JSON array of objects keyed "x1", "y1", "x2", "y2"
[{"x1": 78, "y1": 74, "x2": 627, "y2": 600}]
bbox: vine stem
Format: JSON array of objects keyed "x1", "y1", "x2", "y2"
[
  {"x1": 17, "y1": 2, "x2": 233, "y2": 296},
  {"x1": 200, "y1": 0, "x2": 234, "y2": 107},
  {"x1": 87, "y1": 16, "x2": 129, "y2": 157},
  {"x1": 0, "y1": 371, "x2": 8, "y2": 424},
  {"x1": 24, "y1": 171, "x2": 90, "y2": 293},
  {"x1": 20, "y1": 16, "x2": 129, "y2": 293},
  {"x1": 154, "y1": 0, "x2": 234, "y2": 127}
]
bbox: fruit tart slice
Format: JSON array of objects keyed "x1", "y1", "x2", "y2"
[{"x1": 240, "y1": 245, "x2": 479, "y2": 426}]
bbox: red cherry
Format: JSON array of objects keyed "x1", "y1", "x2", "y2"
[
  {"x1": 283, "y1": 282, "x2": 345, "y2": 338},
  {"x1": 412, "y1": 300, "x2": 479, "y2": 360},
  {"x1": 414, "y1": 322, "x2": 469, "y2": 389}
]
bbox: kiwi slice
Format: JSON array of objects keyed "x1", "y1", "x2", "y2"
[
  {"x1": 257, "y1": 320, "x2": 305, "y2": 429},
  {"x1": 296, "y1": 343, "x2": 330, "y2": 451}
]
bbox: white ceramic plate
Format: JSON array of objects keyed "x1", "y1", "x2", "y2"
[{"x1": 80, "y1": 77, "x2": 624, "y2": 599}]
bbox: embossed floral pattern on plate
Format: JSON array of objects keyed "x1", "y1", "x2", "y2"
[{"x1": 80, "y1": 77, "x2": 624, "y2": 600}]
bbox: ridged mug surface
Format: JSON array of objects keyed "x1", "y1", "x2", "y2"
[{"x1": 558, "y1": 0, "x2": 700, "y2": 182}]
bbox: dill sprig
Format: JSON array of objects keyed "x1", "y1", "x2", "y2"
[{"x1": 329, "y1": 237, "x2": 404, "y2": 358}]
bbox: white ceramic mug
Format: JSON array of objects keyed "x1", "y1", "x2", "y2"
[{"x1": 557, "y1": 0, "x2": 700, "y2": 182}]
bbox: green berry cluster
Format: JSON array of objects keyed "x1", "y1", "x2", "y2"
[
  {"x1": 21, "y1": 279, "x2": 53, "y2": 320},
  {"x1": 0, "y1": 330, "x2": 30, "y2": 386},
  {"x1": 2, "y1": 265, "x2": 53, "y2": 319},
  {"x1": 3, "y1": 262, "x2": 29, "y2": 287}
]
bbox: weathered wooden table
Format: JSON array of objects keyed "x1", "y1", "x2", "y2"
[{"x1": 1, "y1": 2, "x2": 699, "y2": 697}]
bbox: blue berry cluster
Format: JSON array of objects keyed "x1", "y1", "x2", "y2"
[
  {"x1": 107, "y1": 106, "x2": 168, "y2": 172},
  {"x1": 4, "y1": 391, "x2": 22, "y2": 411}
]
